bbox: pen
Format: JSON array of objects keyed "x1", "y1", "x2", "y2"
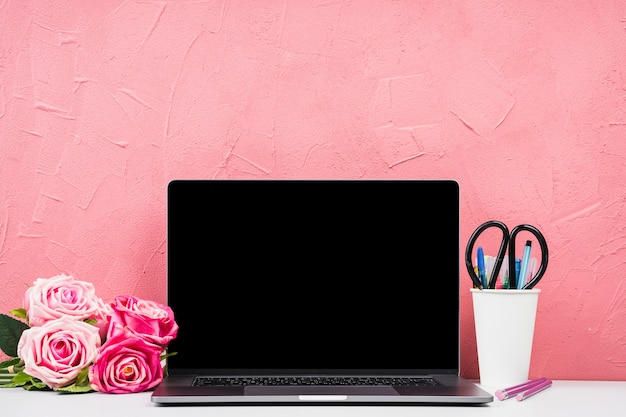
[
  {"x1": 484, "y1": 255, "x2": 495, "y2": 287},
  {"x1": 515, "y1": 379, "x2": 552, "y2": 401},
  {"x1": 495, "y1": 377, "x2": 547, "y2": 400},
  {"x1": 499, "y1": 255, "x2": 509, "y2": 289},
  {"x1": 517, "y1": 240, "x2": 532, "y2": 289},
  {"x1": 477, "y1": 247, "x2": 486, "y2": 288},
  {"x1": 527, "y1": 257, "x2": 537, "y2": 284}
]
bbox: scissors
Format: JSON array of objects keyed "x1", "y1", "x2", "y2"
[{"x1": 465, "y1": 220, "x2": 549, "y2": 290}]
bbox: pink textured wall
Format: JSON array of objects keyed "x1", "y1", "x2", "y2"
[{"x1": 1, "y1": 1, "x2": 625, "y2": 381}]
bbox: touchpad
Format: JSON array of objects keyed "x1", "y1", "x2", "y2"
[{"x1": 244, "y1": 385, "x2": 398, "y2": 396}]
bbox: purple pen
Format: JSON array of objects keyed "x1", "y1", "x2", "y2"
[
  {"x1": 495, "y1": 377, "x2": 547, "y2": 400},
  {"x1": 515, "y1": 379, "x2": 552, "y2": 401}
]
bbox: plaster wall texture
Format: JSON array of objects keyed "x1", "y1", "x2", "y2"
[{"x1": 1, "y1": 1, "x2": 625, "y2": 381}]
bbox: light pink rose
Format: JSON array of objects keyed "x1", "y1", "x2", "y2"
[
  {"x1": 24, "y1": 274, "x2": 108, "y2": 328},
  {"x1": 17, "y1": 316, "x2": 101, "y2": 389},
  {"x1": 89, "y1": 330, "x2": 164, "y2": 394},
  {"x1": 92, "y1": 298, "x2": 113, "y2": 341},
  {"x1": 107, "y1": 295, "x2": 178, "y2": 347}
]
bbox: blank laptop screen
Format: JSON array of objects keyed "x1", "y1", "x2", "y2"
[{"x1": 166, "y1": 179, "x2": 460, "y2": 374}]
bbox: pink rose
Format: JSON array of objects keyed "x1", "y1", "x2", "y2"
[
  {"x1": 24, "y1": 274, "x2": 108, "y2": 328},
  {"x1": 92, "y1": 298, "x2": 113, "y2": 341},
  {"x1": 107, "y1": 295, "x2": 178, "y2": 346},
  {"x1": 89, "y1": 330, "x2": 164, "y2": 394},
  {"x1": 17, "y1": 316, "x2": 101, "y2": 389}
]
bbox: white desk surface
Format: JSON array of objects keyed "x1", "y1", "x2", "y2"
[{"x1": 2, "y1": 380, "x2": 625, "y2": 416}]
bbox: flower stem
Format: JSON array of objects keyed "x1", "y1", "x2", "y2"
[{"x1": 0, "y1": 365, "x2": 24, "y2": 374}]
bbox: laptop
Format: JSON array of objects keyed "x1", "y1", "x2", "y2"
[{"x1": 151, "y1": 179, "x2": 493, "y2": 405}]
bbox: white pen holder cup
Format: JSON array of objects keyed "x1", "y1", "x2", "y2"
[{"x1": 471, "y1": 288, "x2": 540, "y2": 389}]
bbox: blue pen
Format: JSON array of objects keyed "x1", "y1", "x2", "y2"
[
  {"x1": 517, "y1": 240, "x2": 532, "y2": 289},
  {"x1": 477, "y1": 247, "x2": 487, "y2": 288},
  {"x1": 515, "y1": 258, "x2": 521, "y2": 285}
]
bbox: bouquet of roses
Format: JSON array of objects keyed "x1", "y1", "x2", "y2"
[{"x1": 0, "y1": 274, "x2": 178, "y2": 394}]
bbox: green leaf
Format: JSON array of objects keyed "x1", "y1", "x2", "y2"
[
  {"x1": 54, "y1": 383, "x2": 94, "y2": 394},
  {"x1": 0, "y1": 371, "x2": 51, "y2": 391},
  {"x1": 0, "y1": 357, "x2": 21, "y2": 369},
  {"x1": 75, "y1": 367, "x2": 90, "y2": 387},
  {"x1": 160, "y1": 351, "x2": 178, "y2": 361},
  {"x1": 9, "y1": 370, "x2": 33, "y2": 385},
  {"x1": 24, "y1": 380, "x2": 50, "y2": 391},
  {"x1": 10, "y1": 309, "x2": 27, "y2": 321},
  {"x1": 50, "y1": 368, "x2": 94, "y2": 394},
  {"x1": 0, "y1": 313, "x2": 29, "y2": 357},
  {"x1": 54, "y1": 368, "x2": 94, "y2": 393},
  {"x1": 0, "y1": 370, "x2": 33, "y2": 388}
]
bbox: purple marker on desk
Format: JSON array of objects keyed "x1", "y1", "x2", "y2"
[
  {"x1": 495, "y1": 377, "x2": 547, "y2": 400},
  {"x1": 515, "y1": 378, "x2": 552, "y2": 401}
]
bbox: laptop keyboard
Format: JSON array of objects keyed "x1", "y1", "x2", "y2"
[{"x1": 193, "y1": 376, "x2": 442, "y2": 387}]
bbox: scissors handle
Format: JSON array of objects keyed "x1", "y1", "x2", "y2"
[
  {"x1": 465, "y1": 220, "x2": 510, "y2": 289},
  {"x1": 508, "y1": 224, "x2": 549, "y2": 289}
]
